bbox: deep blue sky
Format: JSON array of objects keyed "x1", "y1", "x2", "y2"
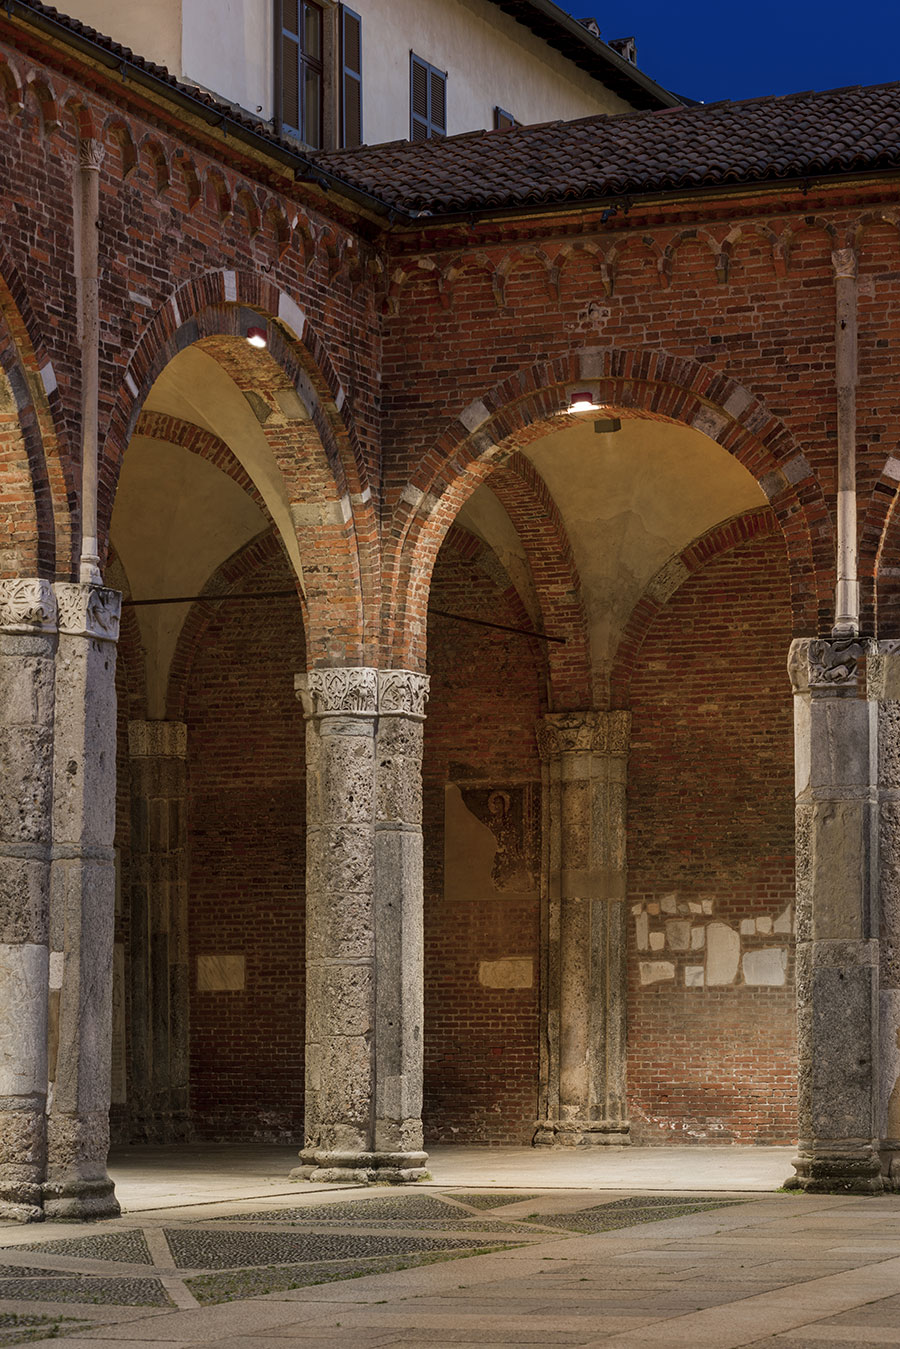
[{"x1": 567, "y1": 3, "x2": 900, "y2": 105}]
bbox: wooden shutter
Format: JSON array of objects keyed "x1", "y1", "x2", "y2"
[
  {"x1": 430, "y1": 66, "x2": 446, "y2": 137},
  {"x1": 410, "y1": 54, "x2": 429, "y2": 141},
  {"x1": 279, "y1": 0, "x2": 301, "y2": 134},
  {"x1": 340, "y1": 6, "x2": 363, "y2": 148},
  {"x1": 494, "y1": 107, "x2": 516, "y2": 131},
  {"x1": 410, "y1": 54, "x2": 446, "y2": 141}
]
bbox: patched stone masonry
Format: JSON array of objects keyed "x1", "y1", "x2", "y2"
[
  {"x1": 0, "y1": 580, "x2": 56, "y2": 1222},
  {"x1": 866, "y1": 641, "x2": 900, "y2": 1188},
  {"x1": 126, "y1": 721, "x2": 189, "y2": 1143},
  {"x1": 293, "y1": 668, "x2": 429, "y2": 1184},
  {"x1": 534, "y1": 710, "x2": 630, "y2": 1147},
  {"x1": 632, "y1": 895, "x2": 793, "y2": 988},
  {"x1": 787, "y1": 637, "x2": 881, "y2": 1194}
]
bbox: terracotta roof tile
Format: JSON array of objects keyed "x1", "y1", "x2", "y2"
[{"x1": 313, "y1": 84, "x2": 900, "y2": 216}]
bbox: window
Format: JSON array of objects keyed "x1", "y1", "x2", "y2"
[
  {"x1": 410, "y1": 53, "x2": 446, "y2": 141},
  {"x1": 340, "y1": 6, "x2": 363, "y2": 148},
  {"x1": 277, "y1": 0, "x2": 324, "y2": 148},
  {"x1": 494, "y1": 107, "x2": 517, "y2": 130}
]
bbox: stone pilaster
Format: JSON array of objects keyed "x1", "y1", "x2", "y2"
[
  {"x1": 372, "y1": 671, "x2": 429, "y2": 1178},
  {"x1": 293, "y1": 667, "x2": 429, "y2": 1183},
  {"x1": 534, "y1": 709, "x2": 631, "y2": 1147},
  {"x1": 45, "y1": 583, "x2": 122, "y2": 1219},
  {"x1": 0, "y1": 580, "x2": 56, "y2": 1221},
  {"x1": 127, "y1": 721, "x2": 189, "y2": 1142},
  {"x1": 787, "y1": 637, "x2": 882, "y2": 1193},
  {"x1": 866, "y1": 641, "x2": 900, "y2": 1187}
]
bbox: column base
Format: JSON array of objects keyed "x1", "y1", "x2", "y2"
[
  {"x1": 533, "y1": 1119, "x2": 631, "y2": 1147},
  {"x1": 0, "y1": 1179, "x2": 44, "y2": 1224},
  {"x1": 785, "y1": 1142, "x2": 884, "y2": 1194},
  {"x1": 290, "y1": 1150, "x2": 429, "y2": 1183},
  {"x1": 43, "y1": 1171, "x2": 121, "y2": 1221}
]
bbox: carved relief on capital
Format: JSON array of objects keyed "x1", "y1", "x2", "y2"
[
  {"x1": 296, "y1": 667, "x2": 378, "y2": 718},
  {"x1": 865, "y1": 639, "x2": 900, "y2": 702},
  {"x1": 78, "y1": 138, "x2": 105, "y2": 171},
  {"x1": 832, "y1": 247, "x2": 858, "y2": 280},
  {"x1": 377, "y1": 670, "x2": 430, "y2": 718},
  {"x1": 127, "y1": 720, "x2": 188, "y2": 759},
  {"x1": 0, "y1": 578, "x2": 56, "y2": 632},
  {"x1": 54, "y1": 583, "x2": 121, "y2": 641},
  {"x1": 538, "y1": 709, "x2": 632, "y2": 759},
  {"x1": 788, "y1": 636, "x2": 864, "y2": 693}
]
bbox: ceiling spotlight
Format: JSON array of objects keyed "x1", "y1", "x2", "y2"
[
  {"x1": 569, "y1": 390, "x2": 600, "y2": 412},
  {"x1": 246, "y1": 325, "x2": 268, "y2": 349}
]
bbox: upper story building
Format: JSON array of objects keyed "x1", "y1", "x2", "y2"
[{"x1": 62, "y1": 0, "x2": 679, "y2": 150}]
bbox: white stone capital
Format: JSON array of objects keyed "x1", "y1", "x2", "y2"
[
  {"x1": 377, "y1": 670, "x2": 429, "y2": 719},
  {"x1": 788, "y1": 636, "x2": 865, "y2": 695},
  {"x1": 537, "y1": 709, "x2": 630, "y2": 759},
  {"x1": 296, "y1": 667, "x2": 378, "y2": 719},
  {"x1": 0, "y1": 578, "x2": 56, "y2": 633},
  {"x1": 53, "y1": 583, "x2": 121, "y2": 641}
]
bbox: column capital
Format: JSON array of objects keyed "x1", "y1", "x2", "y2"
[
  {"x1": 788, "y1": 636, "x2": 865, "y2": 695},
  {"x1": 295, "y1": 667, "x2": 378, "y2": 719},
  {"x1": 53, "y1": 583, "x2": 120, "y2": 642},
  {"x1": 377, "y1": 669, "x2": 429, "y2": 720},
  {"x1": 0, "y1": 578, "x2": 56, "y2": 633},
  {"x1": 127, "y1": 720, "x2": 188, "y2": 759},
  {"x1": 537, "y1": 709, "x2": 630, "y2": 759},
  {"x1": 866, "y1": 639, "x2": 900, "y2": 701}
]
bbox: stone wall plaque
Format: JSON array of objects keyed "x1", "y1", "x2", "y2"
[{"x1": 197, "y1": 953, "x2": 246, "y2": 992}]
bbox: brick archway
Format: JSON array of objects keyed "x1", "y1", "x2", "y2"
[
  {"x1": 384, "y1": 349, "x2": 831, "y2": 677},
  {"x1": 101, "y1": 271, "x2": 378, "y2": 666}
]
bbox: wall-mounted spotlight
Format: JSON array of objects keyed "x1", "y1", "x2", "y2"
[
  {"x1": 246, "y1": 325, "x2": 268, "y2": 349},
  {"x1": 568, "y1": 389, "x2": 602, "y2": 413}
]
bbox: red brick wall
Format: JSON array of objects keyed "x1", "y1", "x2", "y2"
[
  {"x1": 625, "y1": 529, "x2": 797, "y2": 1143},
  {"x1": 185, "y1": 550, "x2": 307, "y2": 1142},
  {"x1": 423, "y1": 543, "x2": 545, "y2": 1145}
]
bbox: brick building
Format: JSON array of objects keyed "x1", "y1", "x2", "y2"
[{"x1": 1, "y1": 0, "x2": 899, "y2": 1222}]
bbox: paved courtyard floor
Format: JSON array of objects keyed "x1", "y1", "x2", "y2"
[{"x1": 0, "y1": 1147, "x2": 897, "y2": 1346}]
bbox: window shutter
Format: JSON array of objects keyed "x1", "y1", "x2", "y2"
[
  {"x1": 494, "y1": 107, "x2": 516, "y2": 131},
  {"x1": 411, "y1": 55, "x2": 429, "y2": 141},
  {"x1": 430, "y1": 67, "x2": 446, "y2": 136},
  {"x1": 340, "y1": 6, "x2": 363, "y2": 148},
  {"x1": 410, "y1": 54, "x2": 446, "y2": 141}
]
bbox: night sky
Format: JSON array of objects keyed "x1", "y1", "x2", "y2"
[{"x1": 566, "y1": 3, "x2": 900, "y2": 105}]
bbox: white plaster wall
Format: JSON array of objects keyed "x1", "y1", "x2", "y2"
[
  {"x1": 351, "y1": 0, "x2": 634, "y2": 144},
  {"x1": 62, "y1": 0, "x2": 184, "y2": 76},
  {"x1": 60, "y1": 0, "x2": 637, "y2": 136},
  {"x1": 181, "y1": 0, "x2": 273, "y2": 118}
]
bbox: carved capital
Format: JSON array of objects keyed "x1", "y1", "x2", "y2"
[
  {"x1": 127, "y1": 720, "x2": 188, "y2": 759},
  {"x1": 832, "y1": 247, "x2": 858, "y2": 280},
  {"x1": 377, "y1": 670, "x2": 430, "y2": 719},
  {"x1": 538, "y1": 709, "x2": 631, "y2": 758},
  {"x1": 788, "y1": 636, "x2": 864, "y2": 693},
  {"x1": 53, "y1": 583, "x2": 121, "y2": 641},
  {"x1": 78, "y1": 138, "x2": 105, "y2": 171},
  {"x1": 296, "y1": 667, "x2": 378, "y2": 718},
  {"x1": 0, "y1": 578, "x2": 56, "y2": 632},
  {"x1": 865, "y1": 639, "x2": 900, "y2": 701}
]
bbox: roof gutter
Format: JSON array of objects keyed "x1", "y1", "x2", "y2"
[
  {"x1": 393, "y1": 163, "x2": 900, "y2": 231},
  {"x1": 4, "y1": 0, "x2": 407, "y2": 223},
  {"x1": 498, "y1": 0, "x2": 682, "y2": 108}
]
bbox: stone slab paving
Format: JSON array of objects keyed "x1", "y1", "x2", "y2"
[{"x1": 0, "y1": 1189, "x2": 899, "y2": 1345}]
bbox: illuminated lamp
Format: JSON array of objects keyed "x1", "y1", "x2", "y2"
[{"x1": 246, "y1": 325, "x2": 268, "y2": 349}]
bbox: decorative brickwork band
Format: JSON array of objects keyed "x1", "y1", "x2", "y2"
[{"x1": 0, "y1": 578, "x2": 56, "y2": 632}]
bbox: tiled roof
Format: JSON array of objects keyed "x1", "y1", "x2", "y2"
[{"x1": 312, "y1": 83, "x2": 900, "y2": 217}]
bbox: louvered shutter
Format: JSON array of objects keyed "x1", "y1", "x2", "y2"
[
  {"x1": 494, "y1": 107, "x2": 516, "y2": 130},
  {"x1": 341, "y1": 6, "x2": 363, "y2": 148},
  {"x1": 280, "y1": 0, "x2": 301, "y2": 133},
  {"x1": 410, "y1": 54, "x2": 446, "y2": 141},
  {"x1": 410, "y1": 55, "x2": 429, "y2": 141}
]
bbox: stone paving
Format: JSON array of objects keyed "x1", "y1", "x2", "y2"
[{"x1": 0, "y1": 1185, "x2": 898, "y2": 1345}]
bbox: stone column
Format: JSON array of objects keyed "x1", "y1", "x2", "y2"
[
  {"x1": 0, "y1": 580, "x2": 56, "y2": 1221},
  {"x1": 867, "y1": 642, "x2": 900, "y2": 1187},
  {"x1": 787, "y1": 637, "x2": 882, "y2": 1193},
  {"x1": 127, "y1": 721, "x2": 189, "y2": 1142},
  {"x1": 293, "y1": 667, "x2": 429, "y2": 1183},
  {"x1": 534, "y1": 709, "x2": 631, "y2": 1147},
  {"x1": 373, "y1": 670, "x2": 429, "y2": 1176},
  {"x1": 45, "y1": 583, "x2": 121, "y2": 1219}
]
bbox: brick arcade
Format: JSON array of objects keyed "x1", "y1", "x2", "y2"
[{"x1": 1, "y1": 2, "x2": 900, "y2": 1220}]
